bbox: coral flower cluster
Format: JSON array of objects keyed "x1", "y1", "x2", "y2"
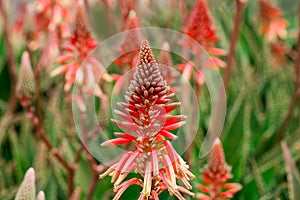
[
  {"x1": 258, "y1": 0, "x2": 288, "y2": 67},
  {"x1": 51, "y1": 5, "x2": 96, "y2": 91},
  {"x1": 182, "y1": 0, "x2": 218, "y2": 51},
  {"x1": 180, "y1": 0, "x2": 225, "y2": 86},
  {"x1": 51, "y1": 5, "x2": 111, "y2": 96},
  {"x1": 100, "y1": 40, "x2": 195, "y2": 200},
  {"x1": 181, "y1": 0, "x2": 226, "y2": 69},
  {"x1": 13, "y1": 0, "x2": 76, "y2": 71},
  {"x1": 197, "y1": 138, "x2": 242, "y2": 200},
  {"x1": 259, "y1": 0, "x2": 288, "y2": 43},
  {"x1": 14, "y1": 0, "x2": 72, "y2": 48}
]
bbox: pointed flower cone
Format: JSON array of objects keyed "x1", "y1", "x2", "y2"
[
  {"x1": 182, "y1": 0, "x2": 218, "y2": 50},
  {"x1": 71, "y1": 4, "x2": 97, "y2": 59},
  {"x1": 52, "y1": 3, "x2": 99, "y2": 92},
  {"x1": 180, "y1": 0, "x2": 225, "y2": 75},
  {"x1": 197, "y1": 138, "x2": 242, "y2": 199},
  {"x1": 100, "y1": 40, "x2": 194, "y2": 200}
]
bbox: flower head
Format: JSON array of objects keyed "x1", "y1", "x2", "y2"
[
  {"x1": 51, "y1": 5, "x2": 111, "y2": 93},
  {"x1": 197, "y1": 138, "x2": 242, "y2": 200},
  {"x1": 182, "y1": 0, "x2": 218, "y2": 50},
  {"x1": 70, "y1": 6, "x2": 97, "y2": 60},
  {"x1": 259, "y1": 0, "x2": 288, "y2": 42},
  {"x1": 26, "y1": 0, "x2": 72, "y2": 51},
  {"x1": 12, "y1": 0, "x2": 73, "y2": 71},
  {"x1": 100, "y1": 40, "x2": 195, "y2": 200},
  {"x1": 180, "y1": 0, "x2": 225, "y2": 83}
]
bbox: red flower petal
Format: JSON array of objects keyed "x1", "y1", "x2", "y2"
[{"x1": 101, "y1": 138, "x2": 133, "y2": 147}]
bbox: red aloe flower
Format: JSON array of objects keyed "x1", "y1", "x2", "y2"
[
  {"x1": 197, "y1": 138, "x2": 242, "y2": 200},
  {"x1": 51, "y1": 5, "x2": 110, "y2": 93},
  {"x1": 115, "y1": 10, "x2": 141, "y2": 67},
  {"x1": 180, "y1": 0, "x2": 225, "y2": 86},
  {"x1": 100, "y1": 40, "x2": 195, "y2": 200},
  {"x1": 182, "y1": 0, "x2": 218, "y2": 50},
  {"x1": 66, "y1": 5, "x2": 97, "y2": 62},
  {"x1": 259, "y1": 0, "x2": 288, "y2": 42}
]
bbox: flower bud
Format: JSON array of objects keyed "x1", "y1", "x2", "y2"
[{"x1": 16, "y1": 51, "x2": 36, "y2": 101}]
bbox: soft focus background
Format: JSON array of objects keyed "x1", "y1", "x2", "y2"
[{"x1": 0, "y1": 0, "x2": 300, "y2": 199}]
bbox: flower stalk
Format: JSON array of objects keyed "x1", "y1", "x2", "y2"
[{"x1": 223, "y1": 0, "x2": 246, "y2": 91}]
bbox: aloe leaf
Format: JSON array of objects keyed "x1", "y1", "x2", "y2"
[{"x1": 245, "y1": 129, "x2": 300, "y2": 183}]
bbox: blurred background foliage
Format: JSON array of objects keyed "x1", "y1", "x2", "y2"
[{"x1": 0, "y1": 0, "x2": 300, "y2": 199}]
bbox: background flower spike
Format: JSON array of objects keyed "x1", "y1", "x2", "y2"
[{"x1": 197, "y1": 138, "x2": 242, "y2": 199}]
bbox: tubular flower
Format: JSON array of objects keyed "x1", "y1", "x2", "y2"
[
  {"x1": 178, "y1": 62, "x2": 205, "y2": 86},
  {"x1": 51, "y1": 5, "x2": 110, "y2": 93},
  {"x1": 100, "y1": 40, "x2": 195, "y2": 200},
  {"x1": 197, "y1": 138, "x2": 242, "y2": 200},
  {"x1": 28, "y1": 0, "x2": 72, "y2": 50},
  {"x1": 259, "y1": 0, "x2": 288, "y2": 42}
]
